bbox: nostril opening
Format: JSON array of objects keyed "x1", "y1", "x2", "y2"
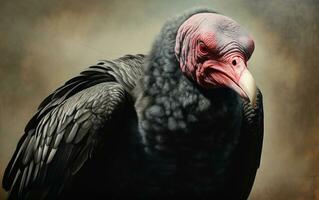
[{"x1": 232, "y1": 60, "x2": 237, "y2": 66}]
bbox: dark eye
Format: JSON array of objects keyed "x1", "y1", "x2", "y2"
[
  {"x1": 198, "y1": 42, "x2": 209, "y2": 54},
  {"x1": 232, "y1": 60, "x2": 237, "y2": 66}
]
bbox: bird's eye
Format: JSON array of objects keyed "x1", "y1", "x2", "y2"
[
  {"x1": 198, "y1": 42, "x2": 209, "y2": 54},
  {"x1": 232, "y1": 60, "x2": 237, "y2": 66}
]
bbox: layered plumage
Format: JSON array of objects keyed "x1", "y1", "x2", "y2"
[{"x1": 2, "y1": 8, "x2": 263, "y2": 200}]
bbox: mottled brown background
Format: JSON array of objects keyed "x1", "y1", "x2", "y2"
[{"x1": 0, "y1": 0, "x2": 318, "y2": 199}]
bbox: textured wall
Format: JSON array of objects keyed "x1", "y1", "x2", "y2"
[{"x1": 0, "y1": 0, "x2": 318, "y2": 199}]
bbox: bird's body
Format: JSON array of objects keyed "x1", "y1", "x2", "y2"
[{"x1": 2, "y1": 8, "x2": 263, "y2": 200}]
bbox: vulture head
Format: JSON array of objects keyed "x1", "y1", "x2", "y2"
[
  {"x1": 175, "y1": 12, "x2": 256, "y2": 105},
  {"x1": 144, "y1": 8, "x2": 257, "y2": 107}
]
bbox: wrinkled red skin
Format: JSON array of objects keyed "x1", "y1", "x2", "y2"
[{"x1": 175, "y1": 13, "x2": 255, "y2": 97}]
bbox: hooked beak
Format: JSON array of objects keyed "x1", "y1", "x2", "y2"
[
  {"x1": 236, "y1": 68, "x2": 257, "y2": 106},
  {"x1": 201, "y1": 60, "x2": 257, "y2": 106}
]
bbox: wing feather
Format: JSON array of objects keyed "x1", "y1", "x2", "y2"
[
  {"x1": 3, "y1": 54, "x2": 145, "y2": 199},
  {"x1": 4, "y1": 82, "x2": 127, "y2": 199}
]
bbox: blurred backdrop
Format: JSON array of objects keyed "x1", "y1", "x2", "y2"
[{"x1": 0, "y1": 0, "x2": 318, "y2": 199}]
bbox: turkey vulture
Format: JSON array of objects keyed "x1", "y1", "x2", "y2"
[{"x1": 2, "y1": 8, "x2": 263, "y2": 200}]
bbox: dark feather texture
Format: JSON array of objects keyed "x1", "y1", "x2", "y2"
[
  {"x1": 2, "y1": 55, "x2": 145, "y2": 199},
  {"x1": 2, "y1": 8, "x2": 263, "y2": 200}
]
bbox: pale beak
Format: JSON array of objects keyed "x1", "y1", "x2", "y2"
[
  {"x1": 238, "y1": 68, "x2": 257, "y2": 106},
  {"x1": 198, "y1": 59, "x2": 257, "y2": 106}
]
